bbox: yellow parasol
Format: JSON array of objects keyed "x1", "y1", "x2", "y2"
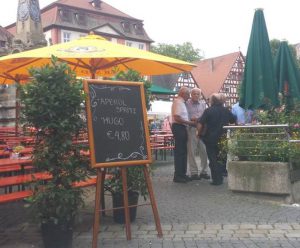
[{"x1": 0, "y1": 33, "x2": 195, "y2": 84}]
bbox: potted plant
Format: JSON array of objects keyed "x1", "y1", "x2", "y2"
[
  {"x1": 103, "y1": 69, "x2": 152, "y2": 223},
  {"x1": 20, "y1": 57, "x2": 88, "y2": 248},
  {"x1": 104, "y1": 165, "x2": 150, "y2": 223},
  {"x1": 226, "y1": 104, "x2": 300, "y2": 202}
]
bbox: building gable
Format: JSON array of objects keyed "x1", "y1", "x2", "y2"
[{"x1": 191, "y1": 52, "x2": 245, "y2": 106}]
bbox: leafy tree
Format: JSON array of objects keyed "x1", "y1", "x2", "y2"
[
  {"x1": 20, "y1": 57, "x2": 88, "y2": 246},
  {"x1": 270, "y1": 39, "x2": 281, "y2": 59},
  {"x1": 114, "y1": 69, "x2": 152, "y2": 110},
  {"x1": 150, "y1": 42, "x2": 203, "y2": 63}
]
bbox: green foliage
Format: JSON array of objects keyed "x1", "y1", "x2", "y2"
[
  {"x1": 150, "y1": 42, "x2": 203, "y2": 63},
  {"x1": 114, "y1": 69, "x2": 152, "y2": 110},
  {"x1": 227, "y1": 128, "x2": 289, "y2": 162},
  {"x1": 270, "y1": 39, "x2": 281, "y2": 59},
  {"x1": 226, "y1": 104, "x2": 300, "y2": 169},
  {"x1": 256, "y1": 101, "x2": 300, "y2": 126},
  {"x1": 104, "y1": 166, "x2": 149, "y2": 200},
  {"x1": 20, "y1": 56, "x2": 88, "y2": 226}
]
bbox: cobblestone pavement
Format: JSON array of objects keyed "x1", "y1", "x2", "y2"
[{"x1": 1, "y1": 158, "x2": 300, "y2": 247}]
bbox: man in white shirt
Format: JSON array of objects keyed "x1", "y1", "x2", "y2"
[
  {"x1": 171, "y1": 87, "x2": 194, "y2": 183},
  {"x1": 186, "y1": 88, "x2": 210, "y2": 180}
]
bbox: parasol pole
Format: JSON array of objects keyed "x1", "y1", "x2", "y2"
[{"x1": 90, "y1": 58, "x2": 96, "y2": 79}]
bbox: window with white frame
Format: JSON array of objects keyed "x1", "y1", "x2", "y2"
[
  {"x1": 138, "y1": 43, "x2": 144, "y2": 50},
  {"x1": 63, "y1": 32, "x2": 71, "y2": 43},
  {"x1": 126, "y1": 41, "x2": 132, "y2": 47}
]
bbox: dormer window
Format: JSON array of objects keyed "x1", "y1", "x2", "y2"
[
  {"x1": 59, "y1": 9, "x2": 72, "y2": 22},
  {"x1": 91, "y1": 0, "x2": 101, "y2": 9},
  {"x1": 74, "y1": 12, "x2": 86, "y2": 26},
  {"x1": 133, "y1": 23, "x2": 144, "y2": 35},
  {"x1": 121, "y1": 21, "x2": 131, "y2": 33},
  {"x1": 0, "y1": 40, "x2": 6, "y2": 48}
]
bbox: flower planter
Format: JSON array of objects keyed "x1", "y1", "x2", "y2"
[{"x1": 227, "y1": 161, "x2": 300, "y2": 203}]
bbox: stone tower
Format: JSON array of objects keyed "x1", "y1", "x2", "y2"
[
  {"x1": 13, "y1": 0, "x2": 47, "y2": 53},
  {"x1": 0, "y1": 0, "x2": 47, "y2": 127}
]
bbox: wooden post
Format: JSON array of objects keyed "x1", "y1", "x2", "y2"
[
  {"x1": 121, "y1": 167, "x2": 131, "y2": 240},
  {"x1": 91, "y1": 165, "x2": 163, "y2": 248},
  {"x1": 92, "y1": 169, "x2": 105, "y2": 248},
  {"x1": 143, "y1": 164, "x2": 163, "y2": 237}
]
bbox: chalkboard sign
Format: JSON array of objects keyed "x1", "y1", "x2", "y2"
[{"x1": 84, "y1": 79, "x2": 152, "y2": 168}]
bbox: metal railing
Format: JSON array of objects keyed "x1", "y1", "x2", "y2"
[{"x1": 223, "y1": 124, "x2": 290, "y2": 162}]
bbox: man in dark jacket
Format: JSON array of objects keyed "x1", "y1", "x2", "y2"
[{"x1": 197, "y1": 93, "x2": 236, "y2": 185}]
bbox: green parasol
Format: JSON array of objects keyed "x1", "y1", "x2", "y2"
[
  {"x1": 149, "y1": 84, "x2": 177, "y2": 95},
  {"x1": 274, "y1": 41, "x2": 300, "y2": 108},
  {"x1": 240, "y1": 9, "x2": 278, "y2": 109}
]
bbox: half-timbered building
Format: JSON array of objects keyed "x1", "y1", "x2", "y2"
[{"x1": 190, "y1": 52, "x2": 245, "y2": 106}]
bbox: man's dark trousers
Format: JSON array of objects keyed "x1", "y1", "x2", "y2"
[
  {"x1": 171, "y1": 123, "x2": 188, "y2": 178},
  {"x1": 205, "y1": 142, "x2": 223, "y2": 184}
]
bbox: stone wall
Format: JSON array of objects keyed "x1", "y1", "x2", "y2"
[
  {"x1": 0, "y1": 85, "x2": 16, "y2": 126},
  {"x1": 228, "y1": 161, "x2": 290, "y2": 193}
]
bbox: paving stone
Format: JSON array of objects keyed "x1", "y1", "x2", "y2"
[
  {"x1": 239, "y1": 224, "x2": 256, "y2": 229},
  {"x1": 202, "y1": 229, "x2": 218, "y2": 234},
  {"x1": 172, "y1": 224, "x2": 188, "y2": 231},
  {"x1": 256, "y1": 224, "x2": 274, "y2": 230},
  {"x1": 188, "y1": 224, "x2": 205, "y2": 230},
  {"x1": 285, "y1": 233, "x2": 300, "y2": 238},
  {"x1": 223, "y1": 225, "x2": 239, "y2": 230},
  {"x1": 274, "y1": 224, "x2": 293, "y2": 229},
  {"x1": 140, "y1": 225, "x2": 156, "y2": 231},
  {"x1": 205, "y1": 224, "x2": 222, "y2": 230},
  {"x1": 2, "y1": 162, "x2": 300, "y2": 247}
]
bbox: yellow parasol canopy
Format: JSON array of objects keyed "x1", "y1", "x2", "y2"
[{"x1": 0, "y1": 34, "x2": 195, "y2": 84}]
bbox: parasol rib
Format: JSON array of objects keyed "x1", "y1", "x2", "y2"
[{"x1": 6, "y1": 58, "x2": 43, "y2": 73}]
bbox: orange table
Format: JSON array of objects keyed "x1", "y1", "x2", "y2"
[
  {"x1": 0, "y1": 157, "x2": 32, "y2": 167},
  {"x1": 150, "y1": 134, "x2": 174, "y2": 160}
]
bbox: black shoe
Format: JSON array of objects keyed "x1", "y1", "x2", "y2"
[
  {"x1": 190, "y1": 174, "x2": 201, "y2": 180},
  {"x1": 199, "y1": 173, "x2": 210, "y2": 180},
  {"x1": 210, "y1": 181, "x2": 223, "y2": 186},
  {"x1": 184, "y1": 175, "x2": 193, "y2": 181},
  {"x1": 173, "y1": 177, "x2": 187, "y2": 183}
]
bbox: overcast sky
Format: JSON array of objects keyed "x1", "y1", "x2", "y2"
[{"x1": 1, "y1": 0, "x2": 300, "y2": 58}]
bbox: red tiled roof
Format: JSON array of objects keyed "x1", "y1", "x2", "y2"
[
  {"x1": 6, "y1": 25, "x2": 16, "y2": 36},
  {"x1": 45, "y1": 0, "x2": 138, "y2": 20},
  {"x1": 6, "y1": 0, "x2": 152, "y2": 42},
  {"x1": 41, "y1": 6, "x2": 59, "y2": 28},
  {"x1": 0, "y1": 26, "x2": 13, "y2": 40},
  {"x1": 191, "y1": 52, "x2": 243, "y2": 99}
]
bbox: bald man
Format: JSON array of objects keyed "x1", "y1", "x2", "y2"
[
  {"x1": 186, "y1": 88, "x2": 209, "y2": 180},
  {"x1": 197, "y1": 93, "x2": 236, "y2": 185},
  {"x1": 171, "y1": 87, "x2": 194, "y2": 183}
]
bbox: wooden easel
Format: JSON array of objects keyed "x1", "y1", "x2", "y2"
[
  {"x1": 92, "y1": 164, "x2": 162, "y2": 248},
  {"x1": 84, "y1": 80, "x2": 160, "y2": 247}
]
